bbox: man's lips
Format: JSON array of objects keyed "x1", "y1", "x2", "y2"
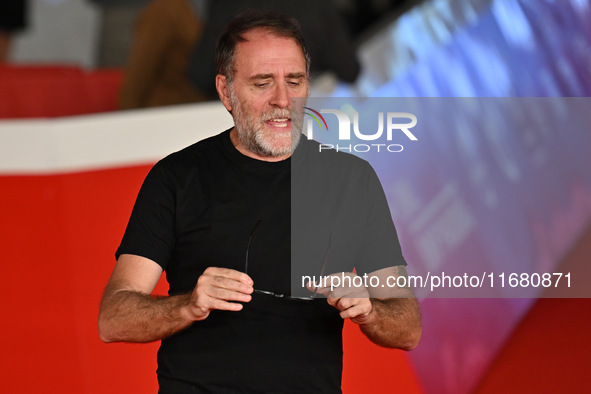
[{"x1": 265, "y1": 118, "x2": 291, "y2": 128}]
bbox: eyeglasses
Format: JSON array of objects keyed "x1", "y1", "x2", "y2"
[{"x1": 244, "y1": 220, "x2": 331, "y2": 301}]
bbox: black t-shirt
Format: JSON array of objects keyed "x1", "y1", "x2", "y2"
[{"x1": 117, "y1": 129, "x2": 406, "y2": 393}]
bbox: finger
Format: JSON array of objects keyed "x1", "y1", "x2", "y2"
[
  {"x1": 200, "y1": 274, "x2": 254, "y2": 294},
  {"x1": 204, "y1": 286, "x2": 252, "y2": 303},
  {"x1": 335, "y1": 296, "x2": 355, "y2": 310},
  {"x1": 314, "y1": 272, "x2": 368, "y2": 294},
  {"x1": 340, "y1": 308, "x2": 369, "y2": 322},
  {"x1": 323, "y1": 285, "x2": 369, "y2": 301},
  {"x1": 326, "y1": 296, "x2": 355, "y2": 311},
  {"x1": 311, "y1": 285, "x2": 331, "y2": 297},
  {"x1": 197, "y1": 297, "x2": 245, "y2": 312},
  {"x1": 328, "y1": 286, "x2": 360, "y2": 299},
  {"x1": 211, "y1": 276, "x2": 254, "y2": 294},
  {"x1": 204, "y1": 267, "x2": 253, "y2": 285},
  {"x1": 338, "y1": 301, "x2": 372, "y2": 320},
  {"x1": 326, "y1": 296, "x2": 341, "y2": 309}
]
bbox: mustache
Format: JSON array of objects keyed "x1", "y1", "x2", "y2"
[{"x1": 261, "y1": 108, "x2": 291, "y2": 121}]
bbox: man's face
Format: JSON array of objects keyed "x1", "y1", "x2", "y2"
[{"x1": 218, "y1": 28, "x2": 309, "y2": 160}]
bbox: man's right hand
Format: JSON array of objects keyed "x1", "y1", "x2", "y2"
[
  {"x1": 99, "y1": 256, "x2": 253, "y2": 343},
  {"x1": 182, "y1": 267, "x2": 254, "y2": 322}
]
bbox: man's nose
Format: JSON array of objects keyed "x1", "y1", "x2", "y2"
[{"x1": 269, "y1": 82, "x2": 290, "y2": 108}]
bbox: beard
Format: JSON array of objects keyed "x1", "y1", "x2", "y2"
[{"x1": 229, "y1": 88, "x2": 304, "y2": 158}]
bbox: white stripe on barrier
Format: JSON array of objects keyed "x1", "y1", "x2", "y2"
[{"x1": 0, "y1": 102, "x2": 234, "y2": 174}]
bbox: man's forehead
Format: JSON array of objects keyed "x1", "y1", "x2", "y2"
[{"x1": 233, "y1": 28, "x2": 306, "y2": 69}]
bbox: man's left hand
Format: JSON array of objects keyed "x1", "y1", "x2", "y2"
[{"x1": 308, "y1": 272, "x2": 375, "y2": 325}]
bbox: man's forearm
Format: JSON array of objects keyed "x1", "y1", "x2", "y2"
[
  {"x1": 359, "y1": 298, "x2": 421, "y2": 350},
  {"x1": 98, "y1": 289, "x2": 193, "y2": 343}
]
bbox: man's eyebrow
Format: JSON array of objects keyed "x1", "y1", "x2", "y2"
[
  {"x1": 248, "y1": 72, "x2": 306, "y2": 81},
  {"x1": 286, "y1": 72, "x2": 306, "y2": 79},
  {"x1": 248, "y1": 73, "x2": 274, "y2": 81}
]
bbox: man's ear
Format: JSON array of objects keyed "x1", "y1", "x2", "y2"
[{"x1": 216, "y1": 74, "x2": 233, "y2": 112}]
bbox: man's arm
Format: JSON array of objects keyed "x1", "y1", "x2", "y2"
[
  {"x1": 312, "y1": 266, "x2": 421, "y2": 350},
  {"x1": 358, "y1": 266, "x2": 421, "y2": 350},
  {"x1": 98, "y1": 254, "x2": 253, "y2": 343}
]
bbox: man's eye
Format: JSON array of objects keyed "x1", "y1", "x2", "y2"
[
  {"x1": 255, "y1": 83, "x2": 269, "y2": 88},
  {"x1": 288, "y1": 81, "x2": 301, "y2": 87}
]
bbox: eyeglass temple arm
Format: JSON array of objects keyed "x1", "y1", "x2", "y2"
[
  {"x1": 244, "y1": 219, "x2": 262, "y2": 275},
  {"x1": 312, "y1": 232, "x2": 332, "y2": 299}
]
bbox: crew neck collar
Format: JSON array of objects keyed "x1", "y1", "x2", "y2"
[
  {"x1": 221, "y1": 129, "x2": 290, "y2": 173},
  {"x1": 220, "y1": 128, "x2": 311, "y2": 172}
]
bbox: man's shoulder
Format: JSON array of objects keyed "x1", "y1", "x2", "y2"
[
  {"x1": 157, "y1": 129, "x2": 228, "y2": 169},
  {"x1": 142, "y1": 130, "x2": 229, "y2": 186},
  {"x1": 299, "y1": 137, "x2": 372, "y2": 173}
]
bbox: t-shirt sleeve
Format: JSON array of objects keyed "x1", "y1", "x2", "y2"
[
  {"x1": 116, "y1": 161, "x2": 176, "y2": 269},
  {"x1": 356, "y1": 162, "x2": 407, "y2": 276}
]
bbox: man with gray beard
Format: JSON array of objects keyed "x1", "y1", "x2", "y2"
[{"x1": 99, "y1": 10, "x2": 420, "y2": 393}]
